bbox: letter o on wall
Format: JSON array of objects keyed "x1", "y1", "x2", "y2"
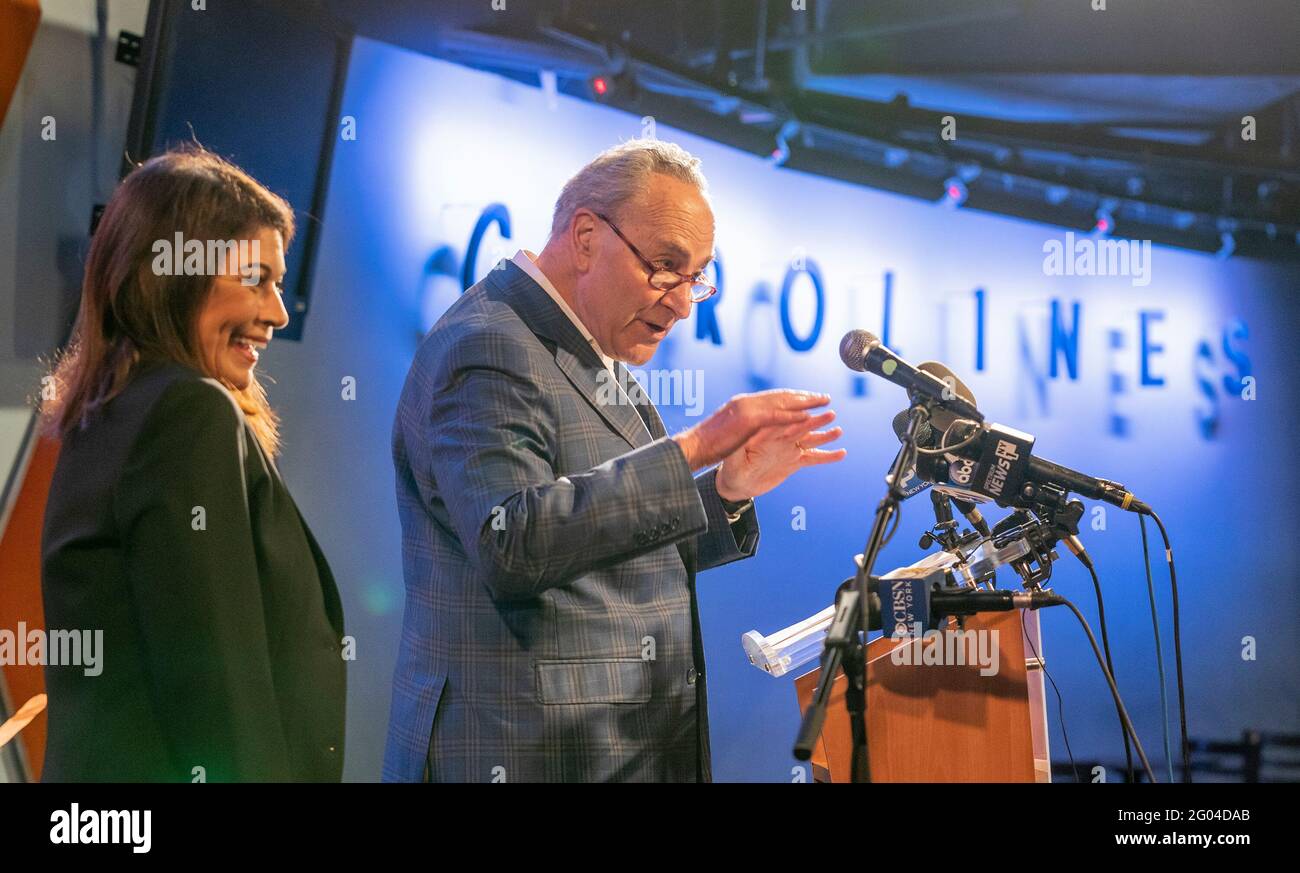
[
  {"x1": 462, "y1": 203, "x2": 512, "y2": 291},
  {"x1": 779, "y1": 258, "x2": 825, "y2": 352}
]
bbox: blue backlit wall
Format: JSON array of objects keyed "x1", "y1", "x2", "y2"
[{"x1": 263, "y1": 36, "x2": 1300, "y2": 781}]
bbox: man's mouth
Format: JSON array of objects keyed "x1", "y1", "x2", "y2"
[{"x1": 639, "y1": 318, "x2": 671, "y2": 337}]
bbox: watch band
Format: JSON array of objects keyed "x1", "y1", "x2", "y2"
[{"x1": 721, "y1": 496, "x2": 753, "y2": 524}]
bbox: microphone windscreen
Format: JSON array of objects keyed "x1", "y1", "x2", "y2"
[
  {"x1": 891, "y1": 407, "x2": 935, "y2": 447},
  {"x1": 915, "y1": 361, "x2": 978, "y2": 431},
  {"x1": 839, "y1": 329, "x2": 879, "y2": 372}
]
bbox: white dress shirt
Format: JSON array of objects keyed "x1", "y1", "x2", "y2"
[{"x1": 512, "y1": 250, "x2": 615, "y2": 375}]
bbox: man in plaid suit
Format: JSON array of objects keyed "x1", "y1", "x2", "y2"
[{"x1": 383, "y1": 140, "x2": 844, "y2": 782}]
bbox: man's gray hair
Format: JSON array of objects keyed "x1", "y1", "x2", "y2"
[{"x1": 550, "y1": 139, "x2": 708, "y2": 238}]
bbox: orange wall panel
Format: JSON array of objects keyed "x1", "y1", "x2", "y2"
[
  {"x1": 0, "y1": 434, "x2": 60, "y2": 781},
  {"x1": 0, "y1": 0, "x2": 42, "y2": 123}
]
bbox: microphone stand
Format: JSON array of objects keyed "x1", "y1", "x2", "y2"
[{"x1": 793, "y1": 401, "x2": 931, "y2": 782}]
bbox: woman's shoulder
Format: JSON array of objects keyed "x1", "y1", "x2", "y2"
[
  {"x1": 62, "y1": 361, "x2": 247, "y2": 463},
  {"x1": 50, "y1": 363, "x2": 252, "y2": 530},
  {"x1": 117, "y1": 361, "x2": 244, "y2": 429},
  {"x1": 110, "y1": 364, "x2": 255, "y2": 502}
]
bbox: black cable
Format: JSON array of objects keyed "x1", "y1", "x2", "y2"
[
  {"x1": 1140, "y1": 514, "x2": 1175, "y2": 783},
  {"x1": 880, "y1": 504, "x2": 902, "y2": 547},
  {"x1": 1148, "y1": 510, "x2": 1190, "y2": 782},
  {"x1": 1059, "y1": 596, "x2": 1156, "y2": 782},
  {"x1": 1086, "y1": 562, "x2": 1134, "y2": 782},
  {"x1": 1021, "y1": 609, "x2": 1079, "y2": 782},
  {"x1": 915, "y1": 418, "x2": 981, "y2": 455}
]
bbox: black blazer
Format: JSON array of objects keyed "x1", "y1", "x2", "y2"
[{"x1": 40, "y1": 361, "x2": 345, "y2": 782}]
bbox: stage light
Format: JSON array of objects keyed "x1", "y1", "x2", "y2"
[
  {"x1": 1217, "y1": 231, "x2": 1236, "y2": 259},
  {"x1": 1216, "y1": 218, "x2": 1237, "y2": 259},
  {"x1": 539, "y1": 69, "x2": 558, "y2": 111},
  {"x1": 938, "y1": 176, "x2": 968, "y2": 209},
  {"x1": 769, "y1": 120, "x2": 800, "y2": 167},
  {"x1": 1045, "y1": 185, "x2": 1070, "y2": 206},
  {"x1": 1092, "y1": 199, "x2": 1117, "y2": 237}
]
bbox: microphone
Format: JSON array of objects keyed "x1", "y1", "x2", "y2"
[
  {"x1": 840, "y1": 330, "x2": 984, "y2": 422},
  {"x1": 889, "y1": 361, "x2": 980, "y2": 443},
  {"x1": 845, "y1": 573, "x2": 1066, "y2": 636},
  {"x1": 948, "y1": 495, "x2": 992, "y2": 538},
  {"x1": 891, "y1": 406, "x2": 935, "y2": 447},
  {"x1": 890, "y1": 373, "x2": 990, "y2": 537},
  {"x1": 935, "y1": 419, "x2": 1152, "y2": 514}
]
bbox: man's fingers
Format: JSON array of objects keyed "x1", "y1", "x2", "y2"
[
  {"x1": 764, "y1": 411, "x2": 837, "y2": 441},
  {"x1": 797, "y1": 426, "x2": 843, "y2": 449},
  {"x1": 797, "y1": 410, "x2": 837, "y2": 433},
  {"x1": 767, "y1": 408, "x2": 836, "y2": 437},
  {"x1": 799, "y1": 446, "x2": 848, "y2": 465},
  {"x1": 742, "y1": 389, "x2": 830, "y2": 414},
  {"x1": 712, "y1": 391, "x2": 834, "y2": 459},
  {"x1": 767, "y1": 408, "x2": 814, "y2": 427},
  {"x1": 768, "y1": 390, "x2": 831, "y2": 411}
]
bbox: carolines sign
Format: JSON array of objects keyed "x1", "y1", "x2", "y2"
[{"x1": 455, "y1": 204, "x2": 1252, "y2": 441}]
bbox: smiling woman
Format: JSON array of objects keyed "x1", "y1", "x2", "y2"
[
  {"x1": 43, "y1": 147, "x2": 292, "y2": 456},
  {"x1": 35, "y1": 146, "x2": 347, "y2": 783}
]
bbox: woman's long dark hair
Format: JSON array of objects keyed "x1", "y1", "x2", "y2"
[{"x1": 41, "y1": 146, "x2": 295, "y2": 455}]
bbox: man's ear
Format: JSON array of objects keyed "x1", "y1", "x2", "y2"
[{"x1": 571, "y1": 210, "x2": 598, "y2": 273}]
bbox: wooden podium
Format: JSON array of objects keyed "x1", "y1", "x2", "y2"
[{"x1": 794, "y1": 609, "x2": 1051, "y2": 782}]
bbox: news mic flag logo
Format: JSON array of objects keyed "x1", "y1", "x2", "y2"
[{"x1": 948, "y1": 456, "x2": 976, "y2": 486}]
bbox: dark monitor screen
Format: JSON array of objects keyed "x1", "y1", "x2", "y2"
[{"x1": 124, "y1": 0, "x2": 352, "y2": 340}]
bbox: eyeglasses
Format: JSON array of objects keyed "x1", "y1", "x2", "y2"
[{"x1": 594, "y1": 212, "x2": 717, "y2": 303}]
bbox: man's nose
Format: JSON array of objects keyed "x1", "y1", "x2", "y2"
[{"x1": 661, "y1": 285, "x2": 693, "y2": 319}]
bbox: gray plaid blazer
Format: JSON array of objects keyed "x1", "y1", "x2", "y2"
[{"x1": 382, "y1": 259, "x2": 759, "y2": 782}]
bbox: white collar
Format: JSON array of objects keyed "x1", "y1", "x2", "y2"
[{"x1": 512, "y1": 249, "x2": 614, "y2": 374}]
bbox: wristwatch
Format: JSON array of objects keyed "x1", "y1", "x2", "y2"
[{"x1": 720, "y1": 494, "x2": 753, "y2": 525}]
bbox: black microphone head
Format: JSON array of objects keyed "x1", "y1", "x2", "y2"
[
  {"x1": 891, "y1": 407, "x2": 935, "y2": 447},
  {"x1": 839, "y1": 329, "x2": 880, "y2": 372}
]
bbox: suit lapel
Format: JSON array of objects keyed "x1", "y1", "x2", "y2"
[
  {"x1": 295, "y1": 506, "x2": 347, "y2": 638},
  {"x1": 248, "y1": 430, "x2": 346, "y2": 638},
  {"x1": 553, "y1": 348, "x2": 652, "y2": 450},
  {"x1": 488, "y1": 260, "x2": 652, "y2": 451},
  {"x1": 618, "y1": 362, "x2": 668, "y2": 440}
]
